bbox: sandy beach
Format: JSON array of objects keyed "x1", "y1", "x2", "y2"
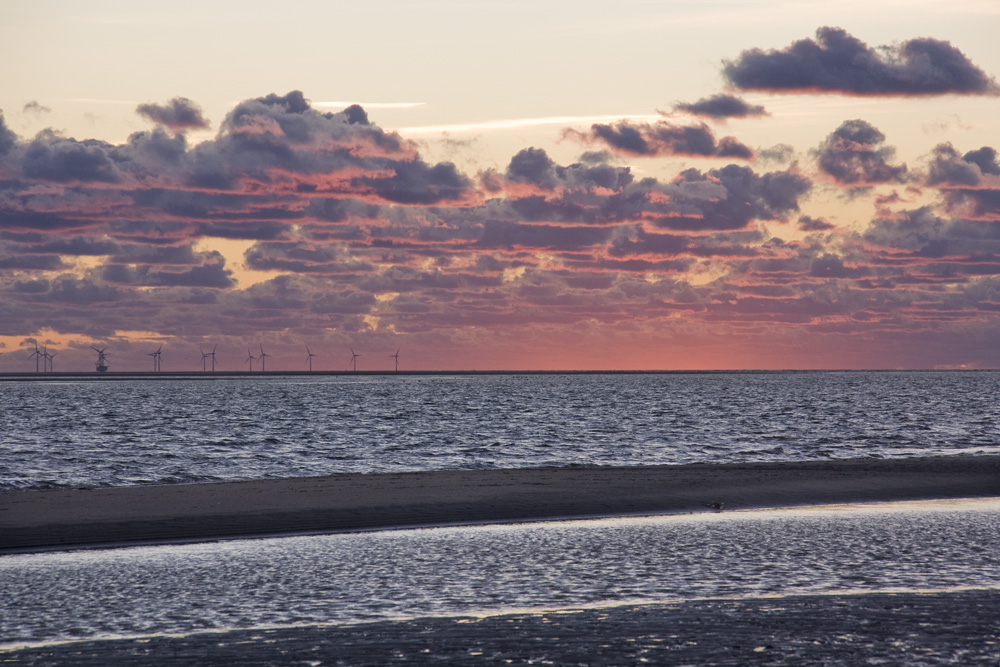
[{"x1": 3, "y1": 455, "x2": 999, "y2": 553}]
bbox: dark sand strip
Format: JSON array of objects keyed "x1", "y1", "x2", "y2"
[
  {"x1": 2, "y1": 455, "x2": 999, "y2": 553},
  {"x1": 3, "y1": 590, "x2": 999, "y2": 665}
]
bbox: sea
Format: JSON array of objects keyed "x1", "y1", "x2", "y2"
[
  {"x1": 2, "y1": 371, "x2": 1000, "y2": 492},
  {"x1": 2, "y1": 371, "x2": 1000, "y2": 657}
]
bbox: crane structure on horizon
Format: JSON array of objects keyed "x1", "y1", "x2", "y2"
[{"x1": 92, "y1": 347, "x2": 109, "y2": 373}]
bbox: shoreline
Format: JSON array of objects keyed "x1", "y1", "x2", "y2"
[{"x1": 3, "y1": 455, "x2": 999, "y2": 554}]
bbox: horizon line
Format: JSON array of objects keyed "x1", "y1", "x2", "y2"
[{"x1": 0, "y1": 368, "x2": 994, "y2": 381}]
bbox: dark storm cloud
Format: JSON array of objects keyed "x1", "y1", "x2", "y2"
[
  {"x1": 945, "y1": 189, "x2": 1000, "y2": 220},
  {"x1": 816, "y1": 120, "x2": 907, "y2": 186},
  {"x1": 673, "y1": 94, "x2": 768, "y2": 119},
  {"x1": 21, "y1": 131, "x2": 121, "y2": 183},
  {"x1": 963, "y1": 147, "x2": 1000, "y2": 176},
  {"x1": 219, "y1": 91, "x2": 402, "y2": 153},
  {"x1": 577, "y1": 121, "x2": 754, "y2": 159},
  {"x1": 864, "y1": 206, "x2": 1000, "y2": 259},
  {"x1": 657, "y1": 165, "x2": 812, "y2": 231},
  {"x1": 504, "y1": 147, "x2": 634, "y2": 190},
  {"x1": 101, "y1": 260, "x2": 234, "y2": 288},
  {"x1": 187, "y1": 91, "x2": 475, "y2": 204},
  {"x1": 342, "y1": 104, "x2": 369, "y2": 126},
  {"x1": 607, "y1": 227, "x2": 689, "y2": 258},
  {"x1": 360, "y1": 160, "x2": 471, "y2": 205},
  {"x1": 723, "y1": 27, "x2": 1000, "y2": 96},
  {"x1": 136, "y1": 97, "x2": 211, "y2": 131},
  {"x1": 927, "y1": 144, "x2": 1000, "y2": 187},
  {"x1": 492, "y1": 149, "x2": 810, "y2": 232}
]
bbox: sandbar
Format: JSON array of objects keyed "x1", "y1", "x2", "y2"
[{"x1": 2, "y1": 455, "x2": 999, "y2": 553}]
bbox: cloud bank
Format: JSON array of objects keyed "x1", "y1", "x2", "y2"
[
  {"x1": 723, "y1": 27, "x2": 1000, "y2": 96},
  {"x1": 1, "y1": 70, "x2": 999, "y2": 369}
]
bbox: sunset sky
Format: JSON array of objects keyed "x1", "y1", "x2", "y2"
[{"x1": 1, "y1": 0, "x2": 999, "y2": 371}]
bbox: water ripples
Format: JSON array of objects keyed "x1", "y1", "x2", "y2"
[
  {"x1": 2, "y1": 502, "x2": 998, "y2": 645},
  {"x1": 1, "y1": 372, "x2": 999, "y2": 491}
]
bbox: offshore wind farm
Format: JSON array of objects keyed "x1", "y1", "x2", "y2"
[{"x1": 2, "y1": 343, "x2": 407, "y2": 376}]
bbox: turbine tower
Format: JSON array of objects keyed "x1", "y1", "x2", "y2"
[
  {"x1": 27, "y1": 344, "x2": 42, "y2": 373},
  {"x1": 43, "y1": 348, "x2": 55, "y2": 372},
  {"x1": 147, "y1": 345, "x2": 162, "y2": 372},
  {"x1": 245, "y1": 347, "x2": 257, "y2": 371},
  {"x1": 349, "y1": 348, "x2": 360, "y2": 372},
  {"x1": 305, "y1": 346, "x2": 316, "y2": 372},
  {"x1": 200, "y1": 345, "x2": 217, "y2": 372},
  {"x1": 389, "y1": 349, "x2": 400, "y2": 372},
  {"x1": 92, "y1": 347, "x2": 109, "y2": 373},
  {"x1": 258, "y1": 345, "x2": 270, "y2": 372}
]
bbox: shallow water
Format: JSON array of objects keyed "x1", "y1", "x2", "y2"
[
  {"x1": 2, "y1": 499, "x2": 998, "y2": 647},
  {"x1": 2, "y1": 371, "x2": 999, "y2": 491}
]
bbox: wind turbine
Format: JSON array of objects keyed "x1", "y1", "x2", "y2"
[
  {"x1": 245, "y1": 347, "x2": 257, "y2": 371},
  {"x1": 92, "y1": 347, "x2": 109, "y2": 373},
  {"x1": 389, "y1": 349, "x2": 400, "y2": 372},
  {"x1": 147, "y1": 345, "x2": 162, "y2": 372},
  {"x1": 27, "y1": 344, "x2": 42, "y2": 373},
  {"x1": 43, "y1": 347, "x2": 55, "y2": 372},
  {"x1": 258, "y1": 345, "x2": 270, "y2": 372},
  {"x1": 349, "y1": 348, "x2": 360, "y2": 372},
  {"x1": 200, "y1": 345, "x2": 217, "y2": 372},
  {"x1": 305, "y1": 346, "x2": 316, "y2": 372}
]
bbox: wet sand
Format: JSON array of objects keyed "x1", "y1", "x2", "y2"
[
  {"x1": 3, "y1": 455, "x2": 999, "y2": 553},
  {"x1": 3, "y1": 590, "x2": 998, "y2": 665}
]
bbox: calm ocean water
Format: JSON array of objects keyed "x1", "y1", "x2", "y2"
[{"x1": 2, "y1": 371, "x2": 1000, "y2": 491}]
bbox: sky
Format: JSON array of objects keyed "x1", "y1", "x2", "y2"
[{"x1": 1, "y1": 0, "x2": 999, "y2": 371}]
